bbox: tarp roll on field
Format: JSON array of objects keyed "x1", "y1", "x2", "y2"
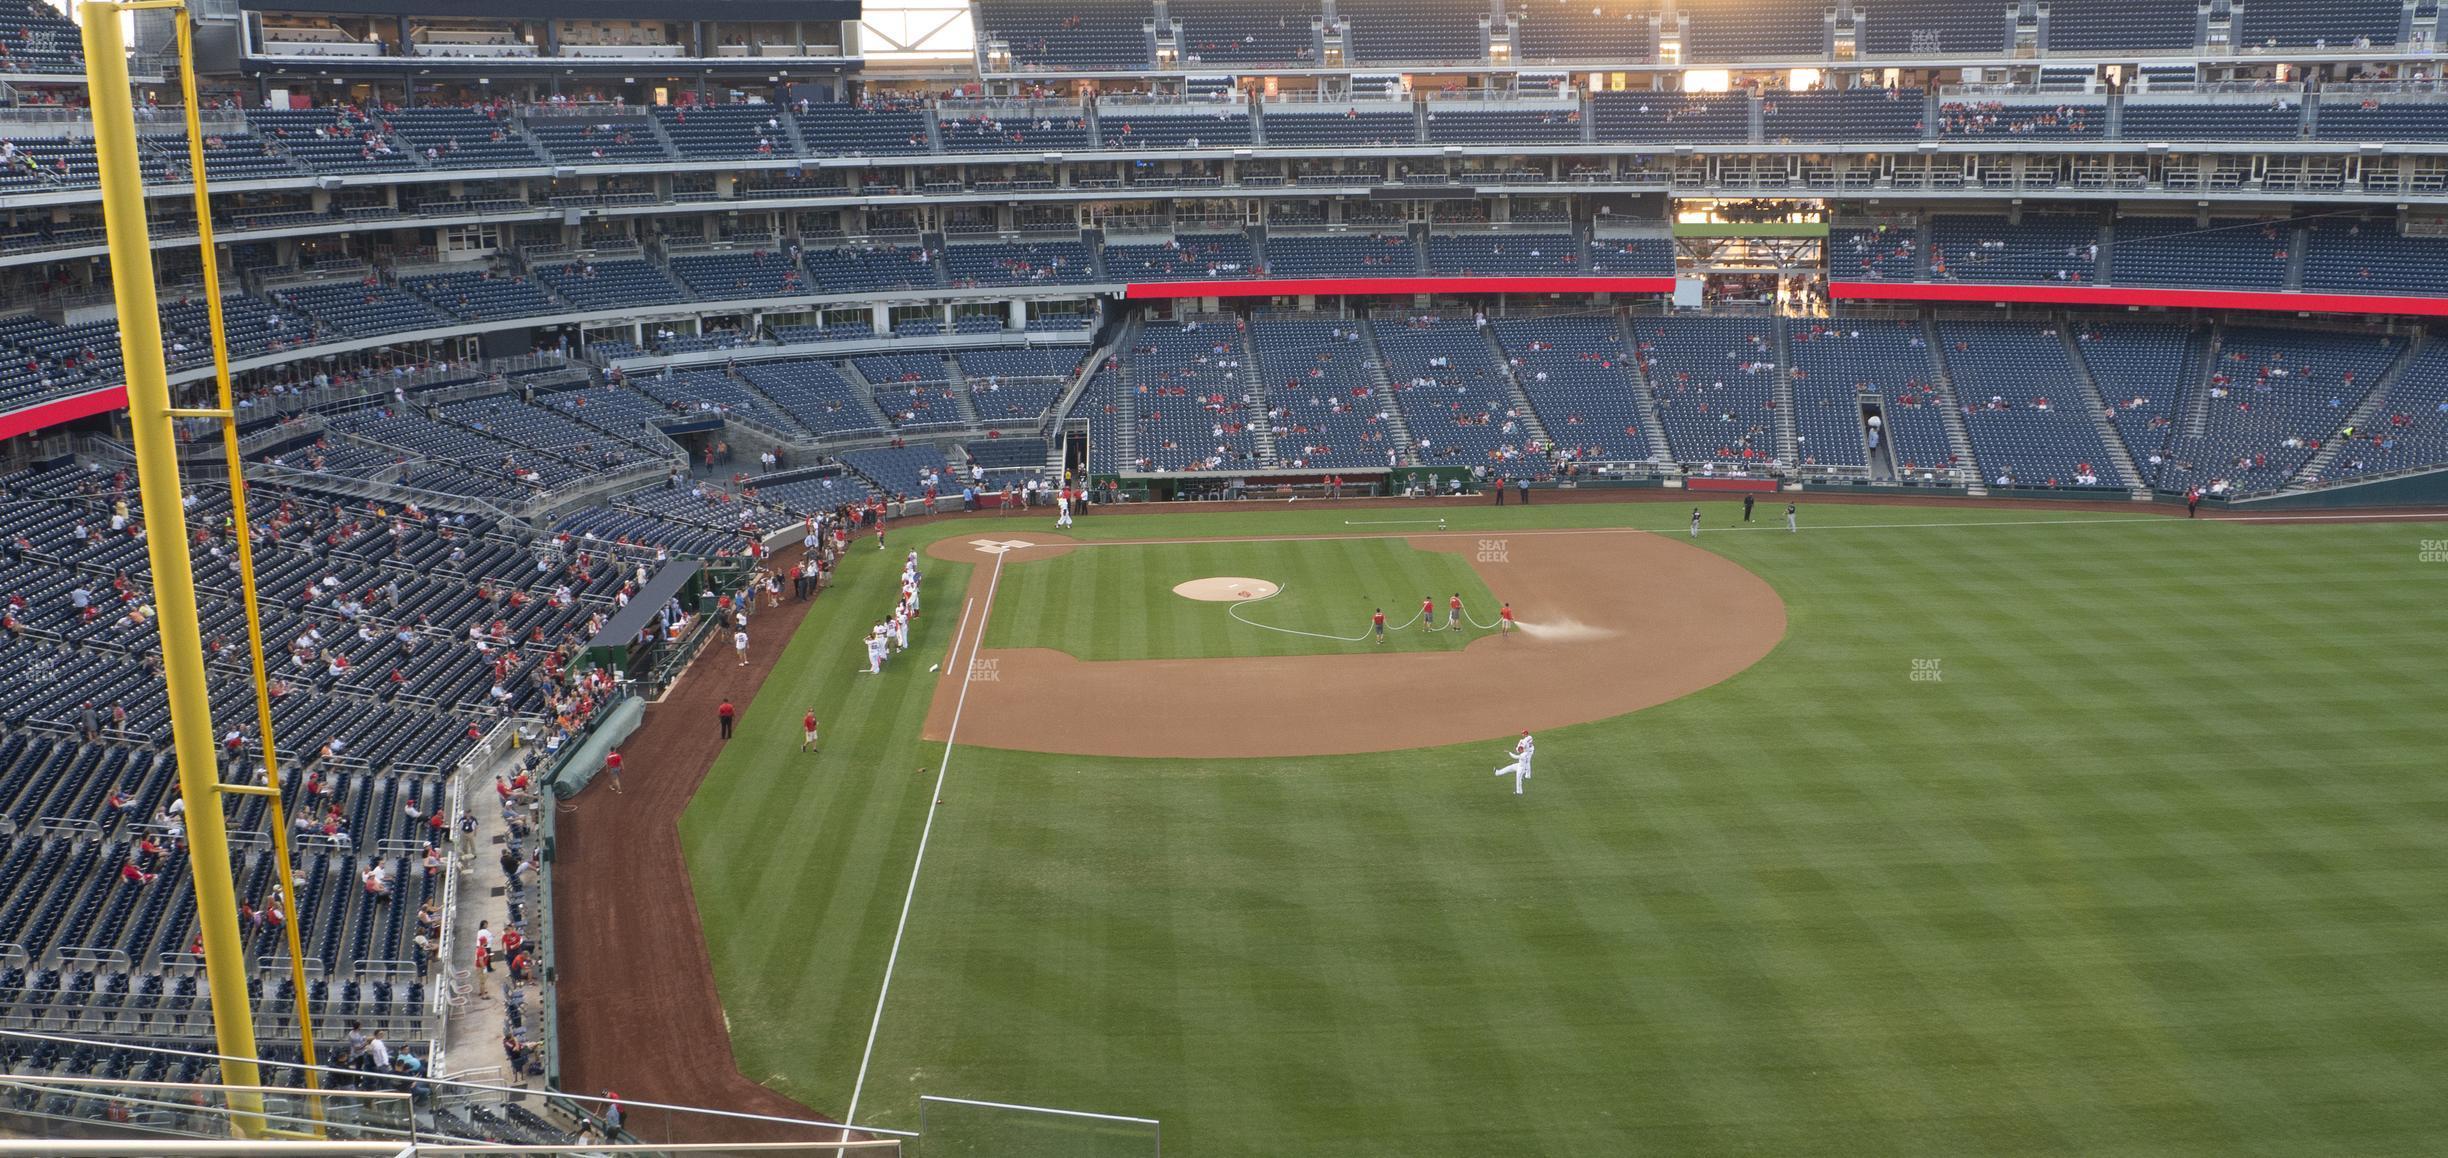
[{"x1": 547, "y1": 696, "x2": 646, "y2": 800}]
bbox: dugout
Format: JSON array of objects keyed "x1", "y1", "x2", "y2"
[{"x1": 578, "y1": 559, "x2": 707, "y2": 681}]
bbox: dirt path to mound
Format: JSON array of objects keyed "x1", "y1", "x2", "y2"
[{"x1": 922, "y1": 529, "x2": 1787, "y2": 758}]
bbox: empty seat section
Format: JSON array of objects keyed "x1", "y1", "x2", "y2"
[
  {"x1": 1589, "y1": 92, "x2": 1749, "y2": 143},
  {"x1": 1104, "y1": 233, "x2": 1257, "y2": 280},
  {"x1": 2161, "y1": 327, "x2": 2403, "y2": 494},
  {"x1": 1265, "y1": 233, "x2": 1415, "y2": 279},
  {"x1": 805, "y1": 244, "x2": 943, "y2": 293},
  {"x1": 400, "y1": 270, "x2": 559, "y2": 321},
  {"x1": 974, "y1": 0, "x2": 1153, "y2": 69},
  {"x1": 1173, "y1": 0, "x2": 1318, "y2": 65},
  {"x1": 654, "y1": 104, "x2": 791, "y2": 160},
  {"x1": 2112, "y1": 217, "x2": 2290, "y2": 290},
  {"x1": 1788, "y1": 320, "x2": 1955, "y2": 476},
  {"x1": 383, "y1": 108, "x2": 541, "y2": 167},
  {"x1": 1513, "y1": 0, "x2": 1656, "y2": 65},
  {"x1": 1938, "y1": 321, "x2": 2125, "y2": 488},
  {"x1": 1427, "y1": 233, "x2": 1580, "y2": 276},
  {"x1": 2235, "y1": 0, "x2": 2399, "y2": 46},
  {"x1": 2121, "y1": 102, "x2": 2304, "y2": 140},
  {"x1": 1424, "y1": 106, "x2": 1583, "y2": 144},
  {"x1": 669, "y1": 251, "x2": 808, "y2": 299},
  {"x1": 1124, "y1": 322, "x2": 1261, "y2": 472},
  {"x1": 1491, "y1": 315, "x2": 1652, "y2": 462},
  {"x1": 1248, "y1": 319, "x2": 1397, "y2": 469},
  {"x1": 1373, "y1": 319, "x2": 1536, "y2": 466},
  {"x1": 2301, "y1": 220, "x2": 2448, "y2": 297},
  {"x1": 1857, "y1": 0, "x2": 2009, "y2": 55},
  {"x1": 1339, "y1": 0, "x2": 1485, "y2": 64},
  {"x1": 2069, "y1": 322, "x2": 2202, "y2": 486},
  {"x1": 1095, "y1": 109, "x2": 1253, "y2": 148},
  {"x1": 524, "y1": 115, "x2": 670, "y2": 163},
  {"x1": 795, "y1": 101, "x2": 932, "y2": 154},
  {"x1": 943, "y1": 241, "x2": 1096, "y2": 286},
  {"x1": 2042, "y1": 0, "x2": 2197, "y2": 51},
  {"x1": 1262, "y1": 108, "x2": 1418, "y2": 146},
  {"x1": 1685, "y1": 0, "x2": 1823, "y2": 60},
  {"x1": 533, "y1": 258, "x2": 687, "y2": 309},
  {"x1": 1762, "y1": 89, "x2": 1926, "y2": 143},
  {"x1": 938, "y1": 110, "x2": 1093, "y2": 151}
]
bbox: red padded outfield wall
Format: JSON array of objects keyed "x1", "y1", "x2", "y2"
[{"x1": 1829, "y1": 280, "x2": 2448, "y2": 318}]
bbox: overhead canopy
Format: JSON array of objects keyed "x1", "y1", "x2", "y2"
[{"x1": 583, "y1": 559, "x2": 705, "y2": 655}]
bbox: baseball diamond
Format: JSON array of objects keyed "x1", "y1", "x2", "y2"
[
  {"x1": 18, "y1": 0, "x2": 2448, "y2": 1152},
  {"x1": 547, "y1": 495, "x2": 2448, "y2": 1158}
]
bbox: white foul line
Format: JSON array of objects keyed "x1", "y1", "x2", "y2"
[{"x1": 845, "y1": 550, "x2": 1007, "y2": 1128}]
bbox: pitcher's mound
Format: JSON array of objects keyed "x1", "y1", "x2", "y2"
[{"x1": 1174, "y1": 577, "x2": 1281, "y2": 602}]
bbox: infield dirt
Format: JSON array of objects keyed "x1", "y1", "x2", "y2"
[{"x1": 922, "y1": 527, "x2": 1787, "y2": 757}]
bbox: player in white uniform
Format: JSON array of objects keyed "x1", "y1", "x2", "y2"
[
  {"x1": 1056, "y1": 487, "x2": 1073, "y2": 528},
  {"x1": 891, "y1": 609, "x2": 910, "y2": 651},
  {"x1": 1493, "y1": 731, "x2": 1535, "y2": 795},
  {"x1": 864, "y1": 625, "x2": 888, "y2": 673}
]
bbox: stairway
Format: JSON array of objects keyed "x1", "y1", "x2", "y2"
[
  {"x1": 1114, "y1": 377, "x2": 1140, "y2": 468},
  {"x1": 1356, "y1": 321, "x2": 1421, "y2": 465},
  {"x1": 827, "y1": 360, "x2": 900, "y2": 433},
  {"x1": 1479, "y1": 324, "x2": 1555, "y2": 450},
  {"x1": 940, "y1": 355, "x2": 984, "y2": 427},
  {"x1": 2055, "y1": 322, "x2": 2151, "y2": 494},
  {"x1": 2289, "y1": 328, "x2": 2426, "y2": 488},
  {"x1": 2180, "y1": 325, "x2": 2224, "y2": 439},
  {"x1": 2284, "y1": 227, "x2": 2309, "y2": 291},
  {"x1": 1770, "y1": 319, "x2": 1799, "y2": 466},
  {"x1": 1611, "y1": 311, "x2": 1675, "y2": 463},
  {"x1": 1234, "y1": 326, "x2": 1282, "y2": 466},
  {"x1": 1919, "y1": 315, "x2": 1983, "y2": 491},
  {"x1": 1861, "y1": 393, "x2": 1899, "y2": 481}
]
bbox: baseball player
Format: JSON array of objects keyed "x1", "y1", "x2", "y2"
[
  {"x1": 1498, "y1": 602, "x2": 1514, "y2": 632},
  {"x1": 891, "y1": 609, "x2": 910, "y2": 652},
  {"x1": 1056, "y1": 486, "x2": 1073, "y2": 528},
  {"x1": 1785, "y1": 501, "x2": 1798, "y2": 533},
  {"x1": 1372, "y1": 608, "x2": 1387, "y2": 644},
  {"x1": 1493, "y1": 731, "x2": 1535, "y2": 795},
  {"x1": 864, "y1": 626, "x2": 887, "y2": 674},
  {"x1": 1447, "y1": 593, "x2": 1463, "y2": 629},
  {"x1": 1688, "y1": 507, "x2": 1702, "y2": 538}
]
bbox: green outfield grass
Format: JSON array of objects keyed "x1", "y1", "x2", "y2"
[
  {"x1": 680, "y1": 500, "x2": 2448, "y2": 1157},
  {"x1": 983, "y1": 536, "x2": 1503, "y2": 658}
]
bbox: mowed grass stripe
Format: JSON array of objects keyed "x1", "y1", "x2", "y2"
[
  {"x1": 682, "y1": 544, "x2": 976, "y2": 1100},
  {"x1": 683, "y1": 505, "x2": 2448, "y2": 1156}
]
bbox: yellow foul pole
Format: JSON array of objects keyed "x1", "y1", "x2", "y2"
[
  {"x1": 168, "y1": 10, "x2": 328, "y2": 1121},
  {"x1": 80, "y1": 1, "x2": 269, "y2": 1131}
]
